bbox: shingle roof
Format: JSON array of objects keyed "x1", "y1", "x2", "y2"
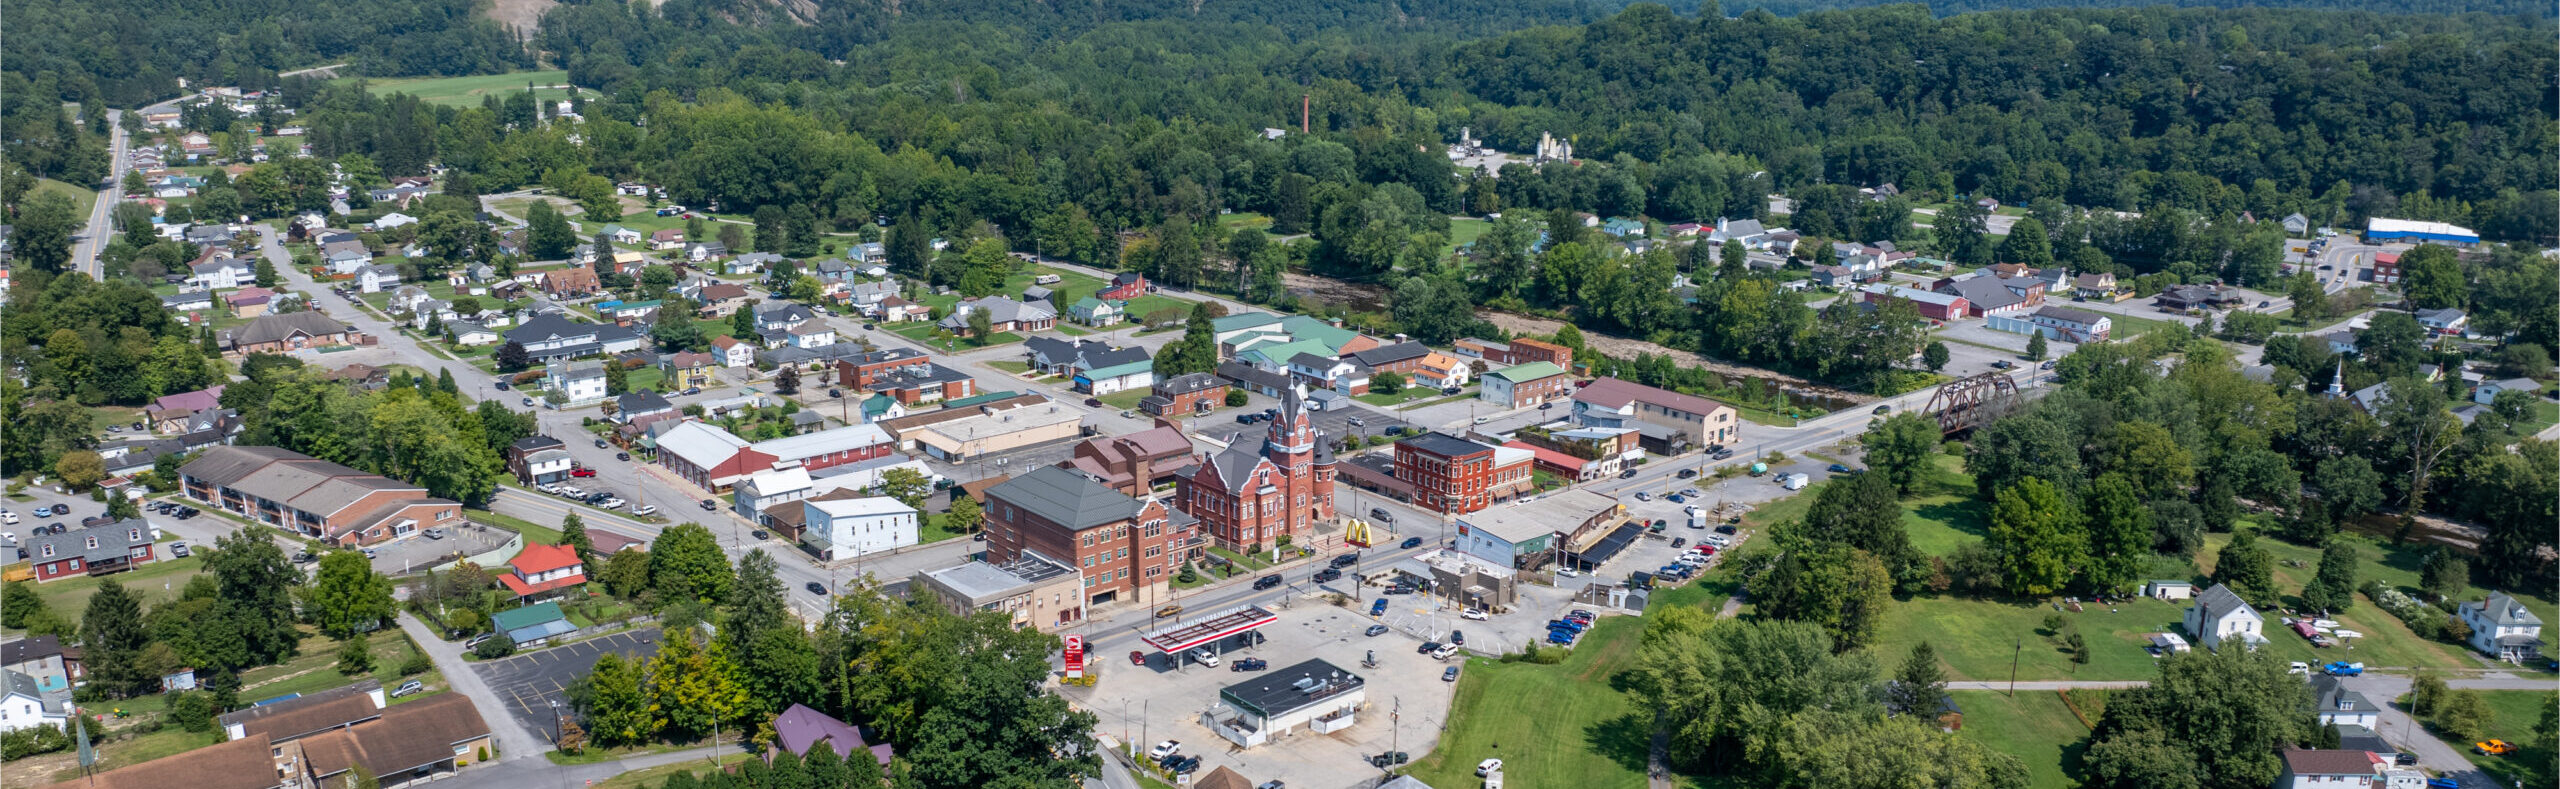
[
  {"x1": 302, "y1": 693, "x2": 491, "y2": 780},
  {"x1": 233, "y1": 311, "x2": 347, "y2": 346},
  {"x1": 2193, "y1": 583, "x2": 2256, "y2": 622},
  {"x1": 772, "y1": 703, "x2": 892, "y2": 765},
  {"x1": 1155, "y1": 372, "x2": 1226, "y2": 396},
  {"x1": 2032, "y1": 306, "x2": 2105, "y2": 325},
  {"x1": 2279, "y1": 748, "x2": 2381, "y2": 776},
  {"x1": 35, "y1": 732, "x2": 278, "y2": 789},
  {"x1": 24, "y1": 519, "x2": 153, "y2": 565},
  {"x1": 1574, "y1": 378, "x2": 1736, "y2": 420},
  {"x1": 218, "y1": 678, "x2": 383, "y2": 743},
  {"x1": 987, "y1": 466, "x2": 1147, "y2": 531},
  {"x1": 2466, "y1": 593, "x2": 2542, "y2": 626},
  {"x1": 1347, "y1": 342, "x2": 1431, "y2": 367}
]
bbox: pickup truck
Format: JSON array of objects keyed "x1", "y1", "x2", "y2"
[{"x1": 2322, "y1": 661, "x2": 2364, "y2": 676}]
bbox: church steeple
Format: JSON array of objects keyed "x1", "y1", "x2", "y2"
[
  {"x1": 2325, "y1": 358, "x2": 2345, "y2": 399},
  {"x1": 1267, "y1": 384, "x2": 1315, "y2": 456}
]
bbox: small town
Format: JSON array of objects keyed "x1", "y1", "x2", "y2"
[{"x1": 0, "y1": 3, "x2": 2553, "y2": 789}]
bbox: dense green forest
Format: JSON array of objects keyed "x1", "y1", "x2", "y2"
[
  {"x1": 1725, "y1": 0, "x2": 2552, "y2": 18},
  {"x1": 5, "y1": 0, "x2": 534, "y2": 106}
]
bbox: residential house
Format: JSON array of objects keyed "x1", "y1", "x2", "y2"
[
  {"x1": 802, "y1": 497, "x2": 920, "y2": 560},
  {"x1": 368, "y1": 212, "x2": 417, "y2": 230},
  {"x1": 498, "y1": 543, "x2": 586, "y2": 601},
  {"x1": 1070, "y1": 346, "x2": 1155, "y2": 395},
  {"x1": 875, "y1": 296, "x2": 929, "y2": 323},
  {"x1": 1480, "y1": 362, "x2": 1573, "y2": 409},
  {"x1": 2153, "y1": 284, "x2": 2239, "y2": 311},
  {"x1": 2415, "y1": 308, "x2": 2468, "y2": 335},
  {"x1": 1287, "y1": 352, "x2": 1371, "y2": 396},
  {"x1": 605, "y1": 225, "x2": 642, "y2": 245},
  {"x1": 613, "y1": 391, "x2": 676, "y2": 425},
  {"x1": 505, "y1": 435, "x2": 572, "y2": 486},
  {"x1": 2182, "y1": 583, "x2": 2268, "y2": 651},
  {"x1": 649, "y1": 229, "x2": 686, "y2": 250},
  {"x1": 1411, "y1": 352, "x2": 1471, "y2": 390},
  {"x1": 845, "y1": 279, "x2": 899, "y2": 314},
  {"x1": 686, "y1": 241, "x2": 728, "y2": 262},
  {"x1": 788, "y1": 322, "x2": 837, "y2": 349},
  {"x1": 768, "y1": 704, "x2": 894, "y2": 772},
  {"x1": 2274, "y1": 750, "x2": 2387, "y2": 789},
  {"x1": 224, "y1": 312, "x2": 355, "y2": 355},
  {"x1": 734, "y1": 467, "x2": 819, "y2": 528},
  {"x1": 1938, "y1": 275, "x2": 2044, "y2": 317},
  {"x1": 1600, "y1": 217, "x2": 1645, "y2": 237},
  {"x1": 356, "y1": 263, "x2": 403, "y2": 293},
  {"x1": 448, "y1": 321, "x2": 499, "y2": 347},
  {"x1": 223, "y1": 286, "x2": 278, "y2": 317},
  {"x1": 1, "y1": 636, "x2": 79, "y2": 693},
  {"x1": 729, "y1": 252, "x2": 781, "y2": 275},
  {"x1": 661, "y1": 351, "x2": 718, "y2": 389},
  {"x1": 2310, "y1": 675, "x2": 2380, "y2": 730},
  {"x1": 1570, "y1": 377, "x2": 1742, "y2": 454},
  {"x1": 1346, "y1": 342, "x2": 1434, "y2": 379},
  {"x1": 1068, "y1": 296, "x2": 1124, "y2": 326},
  {"x1": 1216, "y1": 361, "x2": 1296, "y2": 398},
  {"x1": 2074, "y1": 272, "x2": 2119, "y2": 299},
  {"x1": 504, "y1": 314, "x2": 643, "y2": 362},
  {"x1": 849, "y1": 242, "x2": 887, "y2": 264},
  {"x1": 179, "y1": 447, "x2": 463, "y2": 546},
  {"x1": 1139, "y1": 372, "x2": 1228, "y2": 416},
  {"x1": 189, "y1": 256, "x2": 253, "y2": 290},
  {"x1": 544, "y1": 359, "x2": 609, "y2": 405},
  {"x1": 162, "y1": 290, "x2": 216, "y2": 312},
  {"x1": 1809, "y1": 265, "x2": 1866, "y2": 289},
  {"x1": 984, "y1": 465, "x2": 1180, "y2": 607},
  {"x1": 1452, "y1": 338, "x2": 1511, "y2": 363},
  {"x1": 1, "y1": 669, "x2": 68, "y2": 733},
  {"x1": 540, "y1": 265, "x2": 601, "y2": 297},
  {"x1": 2281, "y1": 213, "x2": 2311, "y2": 235},
  {"x1": 939, "y1": 296, "x2": 1056, "y2": 336},
  {"x1": 1988, "y1": 306, "x2": 2113, "y2": 343},
  {"x1": 696, "y1": 284, "x2": 751, "y2": 317},
  {"x1": 711, "y1": 335, "x2": 756, "y2": 368},
  {"x1": 2456, "y1": 593, "x2": 2543, "y2": 662},
  {"x1": 755, "y1": 301, "x2": 817, "y2": 333},
  {"x1": 1098, "y1": 272, "x2": 1149, "y2": 300},
  {"x1": 2474, "y1": 377, "x2": 2541, "y2": 405},
  {"x1": 1860, "y1": 284, "x2": 1970, "y2": 322},
  {"x1": 183, "y1": 223, "x2": 237, "y2": 248}
]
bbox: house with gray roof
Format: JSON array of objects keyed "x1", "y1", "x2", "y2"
[
  {"x1": 2457, "y1": 592, "x2": 2543, "y2": 662},
  {"x1": 2309, "y1": 675, "x2": 2378, "y2": 729},
  {"x1": 2182, "y1": 583, "x2": 2266, "y2": 651},
  {"x1": 1, "y1": 668, "x2": 68, "y2": 733},
  {"x1": 939, "y1": 296, "x2": 1056, "y2": 336},
  {"x1": 23, "y1": 518, "x2": 159, "y2": 583}
]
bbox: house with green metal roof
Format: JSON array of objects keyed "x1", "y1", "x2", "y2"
[
  {"x1": 1067, "y1": 297, "x2": 1125, "y2": 326},
  {"x1": 1075, "y1": 359, "x2": 1156, "y2": 396},
  {"x1": 491, "y1": 601, "x2": 575, "y2": 646},
  {"x1": 940, "y1": 390, "x2": 1021, "y2": 409},
  {"x1": 861, "y1": 393, "x2": 908, "y2": 421}
]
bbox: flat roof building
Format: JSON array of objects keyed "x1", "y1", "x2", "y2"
[
  {"x1": 1205, "y1": 658, "x2": 1366, "y2": 749},
  {"x1": 913, "y1": 550, "x2": 1085, "y2": 630}
]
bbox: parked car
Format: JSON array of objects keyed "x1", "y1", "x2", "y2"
[
  {"x1": 828, "y1": 389, "x2": 843, "y2": 398},
  {"x1": 1634, "y1": 491, "x2": 1652, "y2": 501},
  {"x1": 1431, "y1": 643, "x2": 1461, "y2": 660},
  {"x1": 1148, "y1": 741, "x2": 1181, "y2": 761},
  {"x1": 570, "y1": 468, "x2": 597, "y2": 478},
  {"x1": 1670, "y1": 537, "x2": 1686, "y2": 548},
  {"x1": 0, "y1": 511, "x2": 15, "y2": 525},
  {"x1": 2323, "y1": 661, "x2": 2364, "y2": 676},
  {"x1": 1369, "y1": 508, "x2": 1394, "y2": 524},
  {"x1": 1187, "y1": 648, "x2": 1220, "y2": 667},
  {"x1": 594, "y1": 438, "x2": 608, "y2": 448},
  {"x1": 1085, "y1": 398, "x2": 1103, "y2": 407},
  {"x1": 1443, "y1": 666, "x2": 1460, "y2": 682},
  {"x1": 1449, "y1": 629, "x2": 1464, "y2": 645},
  {"x1": 1364, "y1": 624, "x2": 1390, "y2": 637},
  {"x1": 1460, "y1": 609, "x2": 1489, "y2": 621},
  {"x1": 1477, "y1": 759, "x2": 1503, "y2": 777},
  {"x1": 1416, "y1": 641, "x2": 1441, "y2": 655},
  {"x1": 616, "y1": 452, "x2": 632, "y2": 461},
  {"x1": 1715, "y1": 524, "x2": 1738, "y2": 535},
  {"x1": 169, "y1": 542, "x2": 191, "y2": 558},
  {"x1": 465, "y1": 633, "x2": 498, "y2": 648},
  {"x1": 1827, "y1": 464, "x2": 1854, "y2": 474},
  {"x1": 392, "y1": 679, "x2": 425, "y2": 698},
  {"x1": 1229, "y1": 658, "x2": 1268, "y2": 672},
  {"x1": 631, "y1": 505, "x2": 658, "y2": 517},
  {"x1": 1370, "y1": 598, "x2": 1388, "y2": 616},
  {"x1": 683, "y1": 386, "x2": 701, "y2": 396},
  {"x1": 1400, "y1": 537, "x2": 1423, "y2": 549},
  {"x1": 1129, "y1": 650, "x2": 1148, "y2": 666},
  {"x1": 30, "y1": 505, "x2": 53, "y2": 517},
  {"x1": 700, "y1": 499, "x2": 719, "y2": 511},
  {"x1": 2476, "y1": 739, "x2": 2516, "y2": 756},
  {"x1": 1873, "y1": 404, "x2": 1893, "y2": 415}
]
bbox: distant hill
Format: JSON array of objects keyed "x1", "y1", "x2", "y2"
[{"x1": 1719, "y1": 0, "x2": 2550, "y2": 18}]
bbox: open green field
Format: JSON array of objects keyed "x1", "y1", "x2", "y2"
[
  {"x1": 14, "y1": 553, "x2": 209, "y2": 627},
  {"x1": 1406, "y1": 616, "x2": 1658, "y2": 789},
  {"x1": 1443, "y1": 217, "x2": 1490, "y2": 253},
  {"x1": 1096, "y1": 389, "x2": 1151, "y2": 410},
  {"x1": 2195, "y1": 529, "x2": 2517, "y2": 673},
  {"x1": 1950, "y1": 691, "x2": 2091, "y2": 788},
  {"x1": 1216, "y1": 212, "x2": 1272, "y2": 231},
  {"x1": 2470, "y1": 691, "x2": 2557, "y2": 789},
  {"x1": 34, "y1": 177, "x2": 98, "y2": 219},
  {"x1": 2103, "y1": 312, "x2": 2188, "y2": 339},
  {"x1": 346, "y1": 70, "x2": 576, "y2": 108}
]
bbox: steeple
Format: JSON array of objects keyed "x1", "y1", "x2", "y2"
[
  {"x1": 1267, "y1": 384, "x2": 1314, "y2": 456},
  {"x1": 2325, "y1": 358, "x2": 2345, "y2": 399}
]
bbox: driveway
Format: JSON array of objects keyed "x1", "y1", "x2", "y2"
[
  {"x1": 398, "y1": 613, "x2": 550, "y2": 762},
  {"x1": 2341, "y1": 673, "x2": 2497, "y2": 787}
]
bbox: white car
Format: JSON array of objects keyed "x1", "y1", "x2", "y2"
[
  {"x1": 1460, "y1": 609, "x2": 1490, "y2": 621},
  {"x1": 0, "y1": 511, "x2": 17, "y2": 525},
  {"x1": 1477, "y1": 758, "x2": 1504, "y2": 777},
  {"x1": 631, "y1": 505, "x2": 659, "y2": 517},
  {"x1": 1188, "y1": 648, "x2": 1221, "y2": 668},
  {"x1": 597, "y1": 498, "x2": 625, "y2": 510},
  {"x1": 1430, "y1": 644, "x2": 1461, "y2": 660},
  {"x1": 2288, "y1": 662, "x2": 2311, "y2": 676},
  {"x1": 1148, "y1": 740, "x2": 1182, "y2": 761},
  {"x1": 1554, "y1": 567, "x2": 1580, "y2": 578},
  {"x1": 536, "y1": 483, "x2": 560, "y2": 494},
  {"x1": 557, "y1": 486, "x2": 585, "y2": 498}
]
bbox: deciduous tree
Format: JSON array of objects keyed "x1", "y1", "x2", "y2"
[{"x1": 1987, "y1": 478, "x2": 2083, "y2": 596}]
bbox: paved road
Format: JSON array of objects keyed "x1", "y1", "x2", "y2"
[
  {"x1": 459, "y1": 744, "x2": 735, "y2": 789},
  {"x1": 398, "y1": 612, "x2": 551, "y2": 762},
  {"x1": 70, "y1": 110, "x2": 129, "y2": 279}
]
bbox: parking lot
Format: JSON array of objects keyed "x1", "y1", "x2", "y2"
[
  {"x1": 1069, "y1": 599, "x2": 1461, "y2": 789},
  {"x1": 366, "y1": 521, "x2": 513, "y2": 575},
  {"x1": 471, "y1": 628, "x2": 662, "y2": 741}
]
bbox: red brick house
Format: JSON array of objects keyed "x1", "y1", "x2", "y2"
[
  {"x1": 984, "y1": 466, "x2": 1180, "y2": 607},
  {"x1": 1098, "y1": 272, "x2": 1149, "y2": 301},
  {"x1": 1507, "y1": 337, "x2": 1573, "y2": 367},
  {"x1": 1139, "y1": 372, "x2": 1227, "y2": 416}
]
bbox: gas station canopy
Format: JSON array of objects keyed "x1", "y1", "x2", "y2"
[{"x1": 1138, "y1": 605, "x2": 1279, "y2": 654}]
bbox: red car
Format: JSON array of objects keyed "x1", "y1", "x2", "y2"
[
  {"x1": 1129, "y1": 650, "x2": 1147, "y2": 666},
  {"x1": 570, "y1": 468, "x2": 597, "y2": 478}
]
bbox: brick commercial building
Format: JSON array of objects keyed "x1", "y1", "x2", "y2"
[
  {"x1": 1063, "y1": 424, "x2": 1199, "y2": 496},
  {"x1": 911, "y1": 551, "x2": 1086, "y2": 631},
  {"x1": 984, "y1": 465, "x2": 1183, "y2": 607},
  {"x1": 1177, "y1": 388, "x2": 1337, "y2": 551},
  {"x1": 831, "y1": 348, "x2": 934, "y2": 390},
  {"x1": 180, "y1": 446, "x2": 464, "y2": 547},
  {"x1": 1393, "y1": 432, "x2": 1532, "y2": 515},
  {"x1": 656, "y1": 421, "x2": 897, "y2": 492}
]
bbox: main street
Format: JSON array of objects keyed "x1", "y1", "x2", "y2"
[{"x1": 69, "y1": 110, "x2": 128, "y2": 279}]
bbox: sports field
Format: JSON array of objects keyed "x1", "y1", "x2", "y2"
[{"x1": 343, "y1": 70, "x2": 577, "y2": 108}]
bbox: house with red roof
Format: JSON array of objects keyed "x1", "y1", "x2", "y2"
[{"x1": 498, "y1": 543, "x2": 586, "y2": 600}]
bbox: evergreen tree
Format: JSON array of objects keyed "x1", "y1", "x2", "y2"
[
  {"x1": 435, "y1": 368, "x2": 459, "y2": 395},
  {"x1": 2025, "y1": 331, "x2": 2048, "y2": 362},
  {"x1": 2212, "y1": 529, "x2": 2277, "y2": 602},
  {"x1": 2418, "y1": 548, "x2": 2468, "y2": 601},
  {"x1": 562, "y1": 513, "x2": 595, "y2": 570},
  {"x1": 84, "y1": 580, "x2": 151, "y2": 697},
  {"x1": 2299, "y1": 540, "x2": 2359, "y2": 614},
  {"x1": 1888, "y1": 642, "x2": 1947, "y2": 717},
  {"x1": 726, "y1": 550, "x2": 787, "y2": 646}
]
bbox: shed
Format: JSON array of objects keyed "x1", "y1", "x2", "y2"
[
  {"x1": 491, "y1": 602, "x2": 575, "y2": 646},
  {"x1": 2145, "y1": 581, "x2": 2196, "y2": 601}
]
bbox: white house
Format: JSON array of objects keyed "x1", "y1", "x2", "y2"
[
  {"x1": 189, "y1": 257, "x2": 253, "y2": 290},
  {"x1": 356, "y1": 263, "x2": 403, "y2": 293},
  {"x1": 2276, "y1": 750, "x2": 2387, "y2": 789},
  {"x1": 369, "y1": 212, "x2": 418, "y2": 230},
  {"x1": 2182, "y1": 583, "x2": 2267, "y2": 651},
  {"x1": 605, "y1": 225, "x2": 642, "y2": 245},
  {"x1": 734, "y1": 467, "x2": 816, "y2": 526},
  {"x1": 2309, "y1": 675, "x2": 2380, "y2": 730},
  {"x1": 712, "y1": 336, "x2": 756, "y2": 368},
  {"x1": 788, "y1": 323, "x2": 837, "y2": 349},
  {"x1": 0, "y1": 669, "x2": 67, "y2": 733},
  {"x1": 802, "y1": 496, "x2": 919, "y2": 561},
  {"x1": 2414, "y1": 308, "x2": 2468, "y2": 335},
  {"x1": 448, "y1": 321, "x2": 499, "y2": 347},
  {"x1": 544, "y1": 360, "x2": 609, "y2": 405},
  {"x1": 2457, "y1": 593, "x2": 2544, "y2": 662}
]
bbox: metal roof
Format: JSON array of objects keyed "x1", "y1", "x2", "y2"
[
  {"x1": 1141, "y1": 604, "x2": 1279, "y2": 653},
  {"x1": 986, "y1": 466, "x2": 1147, "y2": 531}
]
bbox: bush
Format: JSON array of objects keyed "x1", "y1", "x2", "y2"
[
  {"x1": 399, "y1": 649, "x2": 433, "y2": 676},
  {"x1": 337, "y1": 638, "x2": 375, "y2": 675},
  {"x1": 169, "y1": 691, "x2": 217, "y2": 733},
  {"x1": 0, "y1": 723, "x2": 70, "y2": 759},
  {"x1": 1224, "y1": 389, "x2": 1248, "y2": 407},
  {"x1": 2364, "y1": 582, "x2": 2468, "y2": 645},
  {"x1": 473, "y1": 638, "x2": 516, "y2": 659}
]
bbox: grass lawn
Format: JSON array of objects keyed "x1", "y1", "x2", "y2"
[
  {"x1": 587, "y1": 758, "x2": 725, "y2": 788},
  {"x1": 490, "y1": 194, "x2": 582, "y2": 221},
  {"x1": 237, "y1": 627, "x2": 432, "y2": 702},
  {"x1": 988, "y1": 360, "x2": 1032, "y2": 374},
  {"x1": 1216, "y1": 212, "x2": 1272, "y2": 231},
  {"x1": 1205, "y1": 545, "x2": 1274, "y2": 572},
  {"x1": 469, "y1": 506, "x2": 564, "y2": 546},
  {"x1": 89, "y1": 404, "x2": 147, "y2": 432},
  {"x1": 1055, "y1": 324, "x2": 1094, "y2": 336},
  {"x1": 2470, "y1": 691, "x2": 2557, "y2": 789},
  {"x1": 1119, "y1": 295, "x2": 1192, "y2": 325},
  {"x1": 1354, "y1": 387, "x2": 1441, "y2": 407},
  {"x1": 1405, "y1": 615, "x2": 1654, "y2": 789},
  {"x1": 17, "y1": 554, "x2": 209, "y2": 625},
  {"x1": 2103, "y1": 313, "x2": 2188, "y2": 339},
  {"x1": 34, "y1": 178, "x2": 98, "y2": 219},
  {"x1": 1444, "y1": 217, "x2": 1490, "y2": 253},
  {"x1": 2193, "y1": 530, "x2": 2496, "y2": 672},
  {"x1": 1949, "y1": 691, "x2": 2091, "y2": 788},
  {"x1": 1096, "y1": 389, "x2": 1151, "y2": 410},
  {"x1": 345, "y1": 70, "x2": 577, "y2": 107},
  {"x1": 1869, "y1": 594, "x2": 2189, "y2": 682},
  {"x1": 52, "y1": 728, "x2": 224, "y2": 783},
  {"x1": 917, "y1": 512, "x2": 973, "y2": 545},
  {"x1": 624, "y1": 367, "x2": 666, "y2": 395}
]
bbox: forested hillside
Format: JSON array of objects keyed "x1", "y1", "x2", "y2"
[
  {"x1": 6, "y1": 0, "x2": 534, "y2": 106},
  {"x1": 1725, "y1": 0, "x2": 2552, "y2": 18}
]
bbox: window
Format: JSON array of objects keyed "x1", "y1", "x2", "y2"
[
  {"x1": 39, "y1": 545, "x2": 52, "y2": 558},
  {"x1": 85, "y1": 537, "x2": 97, "y2": 550}
]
